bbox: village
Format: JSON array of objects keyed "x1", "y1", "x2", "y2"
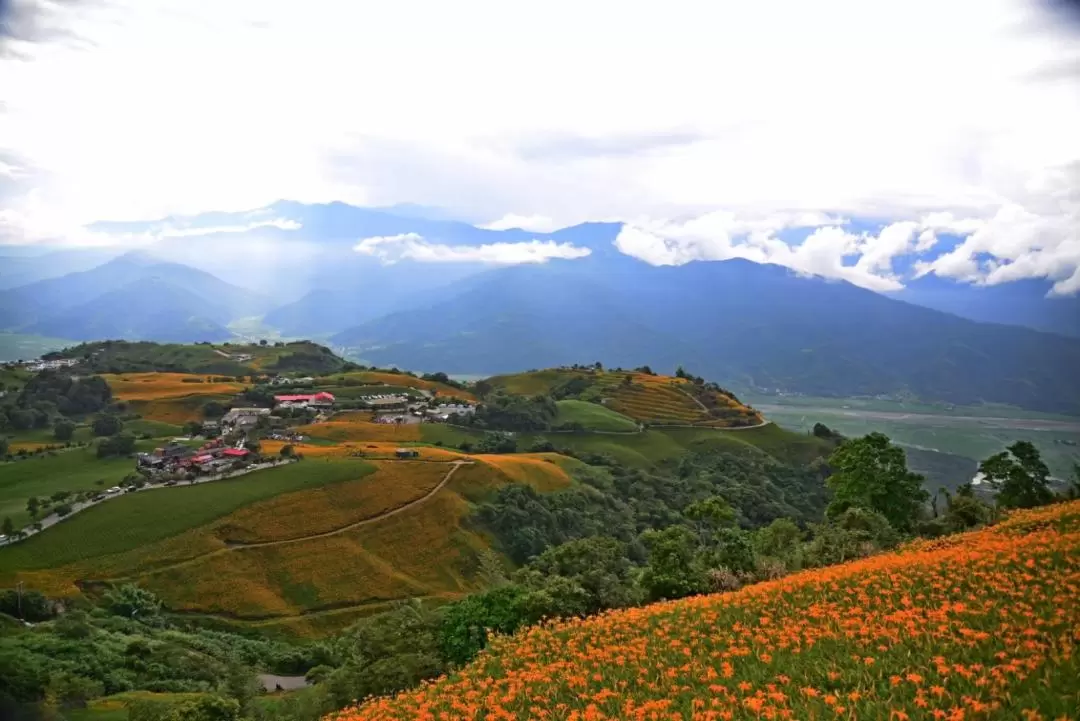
[{"x1": 131, "y1": 381, "x2": 475, "y2": 481}]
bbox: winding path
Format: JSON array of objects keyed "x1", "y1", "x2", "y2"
[{"x1": 98, "y1": 460, "x2": 472, "y2": 582}]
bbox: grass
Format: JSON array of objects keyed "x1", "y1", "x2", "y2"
[
  {"x1": 554, "y1": 400, "x2": 639, "y2": 432},
  {"x1": 213, "y1": 461, "x2": 445, "y2": 543},
  {"x1": 0, "y1": 459, "x2": 372, "y2": 572},
  {"x1": 0, "y1": 446, "x2": 137, "y2": 529},
  {"x1": 64, "y1": 691, "x2": 214, "y2": 721},
  {"x1": 132, "y1": 481, "x2": 487, "y2": 620},
  {"x1": 335, "y1": 500, "x2": 1080, "y2": 720}
]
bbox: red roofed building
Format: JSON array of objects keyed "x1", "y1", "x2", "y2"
[
  {"x1": 192, "y1": 454, "x2": 214, "y2": 464},
  {"x1": 222, "y1": 448, "x2": 250, "y2": 458},
  {"x1": 273, "y1": 392, "x2": 335, "y2": 407}
]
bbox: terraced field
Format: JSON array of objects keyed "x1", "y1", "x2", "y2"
[{"x1": 490, "y1": 369, "x2": 764, "y2": 428}]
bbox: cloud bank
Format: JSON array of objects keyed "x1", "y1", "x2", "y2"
[
  {"x1": 0, "y1": 0, "x2": 1078, "y2": 293},
  {"x1": 353, "y1": 233, "x2": 591, "y2": 265}
]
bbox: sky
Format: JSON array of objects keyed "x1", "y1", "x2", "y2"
[{"x1": 1, "y1": 0, "x2": 1079, "y2": 294}]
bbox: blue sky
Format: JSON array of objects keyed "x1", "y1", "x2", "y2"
[{"x1": 0, "y1": 0, "x2": 1078, "y2": 295}]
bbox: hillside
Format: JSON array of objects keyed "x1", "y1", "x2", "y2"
[
  {"x1": 335, "y1": 500, "x2": 1080, "y2": 720},
  {"x1": 29, "y1": 278, "x2": 234, "y2": 343},
  {"x1": 0, "y1": 252, "x2": 271, "y2": 341},
  {"x1": 334, "y1": 258, "x2": 1080, "y2": 415},
  {"x1": 488, "y1": 367, "x2": 765, "y2": 428},
  {"x1": 47, "y1": 339, "x2": 350, "y2": 376},
  {"x1": 0, "y1": 362, "x2": 831, "y2": 637}
]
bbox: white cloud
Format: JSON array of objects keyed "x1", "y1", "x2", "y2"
[
  {"x1": 0, "y1": 0, "x2": 1078, "y2": 293},
  {"x1": 615, "y1": 213, "x2": 919, "y2": 291},
  {"x1": 480, "y1": 214, "x2": 560, "y2": 233},
  {"x1": 353, "y1": 233, "x2": 591, "y2": 265}
]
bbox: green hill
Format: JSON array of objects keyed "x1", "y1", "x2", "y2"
[
  {"x1": 47, "y1": 339, "x2": 350, "y2": 375},
  {"x1": 553, "y1": 400, "x2": 638, "y2": 432}
]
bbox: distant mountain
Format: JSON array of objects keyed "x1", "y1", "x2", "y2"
[
  {"x1": 891, "y1": 275, "x2": 1080, "y2": 339},
  {"x1": 0, "y1": 252, "x2": 271, "y2": 342},
  {"x1": 0, "y1": 248, "x2": 122, "y2": 290},
  {"x1": 29, "y1": 278, "x2": 233, "y2": 342},
  {"x1": 333, "y1": 257, "x2": 1080, "y2": 415}
]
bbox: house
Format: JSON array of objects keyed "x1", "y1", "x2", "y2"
[
  {"x1": 222, "y1": 407, "x2": 271, "y2": 425},
  {"x1": 273, "y1": 392, "x2": 335, "y2": 409},
  {"x1": 159, "y1": 442, "x2": 193, "y2": 460},
  {"x1": 222, "y1": 448, "x2": 251, "y2": 459},
  {"x1": 395, "y1": 448, "x2": 420, "y2": 459}
]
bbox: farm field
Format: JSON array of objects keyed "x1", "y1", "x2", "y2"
[
  {"x1": 337, "y1": 499, "x2": 1080, "y2": 721},
  {"x1": 0, "y1": 446, "x2": 139, "y2": 529},
  {"x1": 101, "y1": 372, "x2": 245, "y2": 401},
  {"x1": 90, "y1": 460, "x2": 543, "y2": 624},
  {"x1": 0, "y1": 450, "x2": 574, "y2": 631},
  {"x1": 321, "y1": 371, "x2": 475, "y2": 401},
  {"x1": 489, "y1": 368, "x2": 763, "y2": 427},
  {"x1": 0, "y1": 459, "x2": 371, "y2": 574},
  {"x1": 554, "y1": 399, "x2": 638, "y2": 432},
  {"x1": 295, "y1": 414, "x2": 422, "y2": 443}
]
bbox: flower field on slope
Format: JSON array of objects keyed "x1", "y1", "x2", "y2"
[
  {"x1": 101, "y1": 372, "x2": 244, "y2": 400},
  {"x1": 334, "y1": 500, "x2": 1080, "y2": 721}
]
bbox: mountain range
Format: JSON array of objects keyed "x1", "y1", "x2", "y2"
[{"x1": 2, "y1": 201, "x2": 1079, "y2": 413}]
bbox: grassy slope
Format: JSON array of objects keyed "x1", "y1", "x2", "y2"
[
  {"x1": 0, "y1": 446, "x2": 138, "y2": 529},
  {"x1": 0, "y1": 460, "x2": 372, "y2": 572},
  {"x1": 340, "y1": 500, "x2": 1080, "y2": 721},
  {"x1": 0, "y1": 452, "x2": 570, "y2": 634},
  {"x1": 554, "y1": 400, "x2": 638, "y2": 432}
]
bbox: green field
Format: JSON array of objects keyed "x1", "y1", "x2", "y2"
[
  {"x1": 759, "y1": 402, "x2": 1080, "y2": 479},
  {"x1": 554, "y1": 400, "x2": 638, "y2": 432},
  {"x1": 0, "y1": 447, "x2": 139, "y2": 529},
  {"x1": 0, "y1": 459, "x2": 374, "y2": 572}
]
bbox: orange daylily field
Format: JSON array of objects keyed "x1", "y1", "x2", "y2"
[{"x1": 334, "y1": 500, "x2": 1080, "y2": 721}]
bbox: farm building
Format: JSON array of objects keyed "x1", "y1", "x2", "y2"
[
  {"x1": 273, "y1": 392, "x2": 335, "y2": 409},
  {"x1": 395, "y1": 448, "x2": 420, "y2": 459}
]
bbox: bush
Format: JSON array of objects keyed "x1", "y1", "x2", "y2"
[{"x1": 91, "y1": 415, "x2": 123, "y2": 437}]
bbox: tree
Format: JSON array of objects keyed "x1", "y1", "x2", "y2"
[
  {"x1": 27, "y1": 496, "x2": 41, "y2": 520},
  {"x1": 97, "y1": 433, "x2": 136, "y2": 458},
  {"x1": 640, "y1": 525, "x2": 707, "y2": 601},
  {"x1": 202, "y1": 401, "x2": 226, "y2": 419},
  {"x1": 752, "y1": 517, "x2": 805, "y2": 561},
  {"x1": 53, "y1": 420, "x2": 76, "y2": 442},
  {"x1": 279, "y1": 444, "x2": 295, "y2": 458},
  {"x1": 1, "y1": 516, "x2": 13, "y2": 536},
  {"x1": 0, "y1": 437, "x2": 7, "y2": 457},
  {"x1": 826, "y1": 433, "x2": 928, "y2": 532},
  {"x1": 979, "y1": 441, "x2": 1054, "y2": 509},
  {"x1": 91, "y1": 414, "x2": 122, "y2": 437},
  {"x1": 104, "y1": 584, "x2": 162, "y2": 619}
]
